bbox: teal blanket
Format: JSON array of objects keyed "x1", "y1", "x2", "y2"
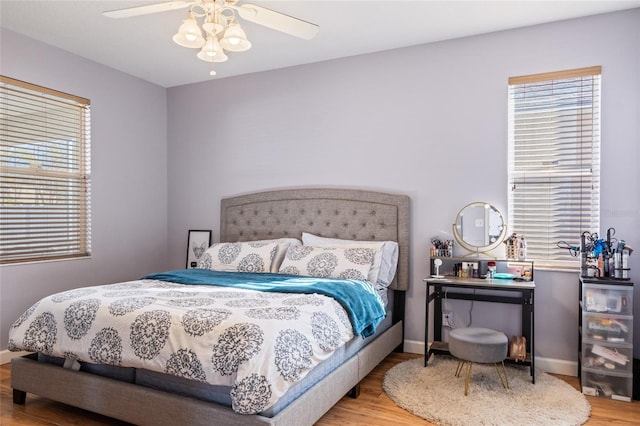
[{"x1": 143, "y1": 269, "x2": 386, "y2": 337}]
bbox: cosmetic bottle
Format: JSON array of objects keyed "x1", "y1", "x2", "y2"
[
  {"x1": 487, "y1": 261, "x2": 496, "y2": 279},
  {"x1": 518, "y1": 235, "x2": 527, "y2": 260}
]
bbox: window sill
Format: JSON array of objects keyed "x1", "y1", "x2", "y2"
[{"x1": 0, "y1": 255, "x2": 91, "y2": 267}]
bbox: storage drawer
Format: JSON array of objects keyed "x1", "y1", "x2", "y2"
[
  {"x1": 582, "y1": 283, "x2": 633, "y2": 315},
  {"x1": 582, "y1": 341, "x2": 632, "y2": 374},
  {"x1": 581, "y1": 367, "x2": 632, "y2": 401},
  {"x1": 582, "y1": 313, "x2": 633, "y2": 344}
]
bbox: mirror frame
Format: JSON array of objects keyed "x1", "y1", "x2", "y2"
[{"x1": 452, "y1": 201, "x2": 507, "y2": 257}]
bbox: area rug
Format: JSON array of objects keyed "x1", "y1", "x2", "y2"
[{"x1": 383, "y1": 356, "x2": 591, "y2": 426}]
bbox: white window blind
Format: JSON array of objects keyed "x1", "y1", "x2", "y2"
[
  {"x1": 508, "y1": 66, "x2": 600, "y2": 268},
  {"x1": 0, "y1": 76, "x2": 91, "y2": 264}
]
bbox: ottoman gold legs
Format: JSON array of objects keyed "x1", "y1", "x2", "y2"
[
  {"x1": 494, "y1": 361, "x2": 510, "y2": 390},
  {"x1": 455, "y1": 360, "x2": 509, "y2": 396}
]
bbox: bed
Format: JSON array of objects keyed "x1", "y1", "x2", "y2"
[{"x1": 9, "y1": 187, "x2": 410, "y2": 425}]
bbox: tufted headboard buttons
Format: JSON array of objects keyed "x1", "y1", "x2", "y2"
[{"x1": 220, "y1": 188, "x2": 409, "y2": 291}]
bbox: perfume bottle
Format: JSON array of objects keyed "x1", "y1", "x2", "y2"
[{"x1": 518, "y1": 235, "x2": 527, "y2": 260}]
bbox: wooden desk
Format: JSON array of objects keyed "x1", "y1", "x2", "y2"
[{"x1": 423, "y1": 276, "x2": 536, "y2": 383}]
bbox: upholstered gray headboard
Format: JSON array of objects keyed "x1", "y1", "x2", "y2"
[{"x1": 220, "y1": 188, "x2": 410, "y2": 291}]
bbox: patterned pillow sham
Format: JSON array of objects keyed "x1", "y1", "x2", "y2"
[
  {"x1": 278, "y1": 245, "x2": 375, "y2": 281},
  {"x1": 198, "y1": 240, "x2": 282, "y2": 273},
  {"x1": 301, "y1": 232, "x2": 399, "y2": 288}
]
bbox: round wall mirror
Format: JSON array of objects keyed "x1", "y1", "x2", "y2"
[{"x1": 452, "y1": 202, "x2": 507, "y2": 256}]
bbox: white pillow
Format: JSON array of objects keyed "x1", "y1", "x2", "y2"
[
  {"x1": 301, "y1": 232, "x2": 399, "y2": 288},
  {"x1": 278, "y1": 245, "x2": 375, "y2": 281},
  {"x1": 198, "y1": 240, "x2": 282, "y2": 273},
  {"x1": 375, "y1": 284, "x2": 389, "y2": 308},
  {"x1": 268, "y1": 238, "x2": 302, "y2": 272}
]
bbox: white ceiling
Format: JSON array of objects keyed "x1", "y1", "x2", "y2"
[{"x1": 1, "y1": 1, "x2": 639, "y2": 88}]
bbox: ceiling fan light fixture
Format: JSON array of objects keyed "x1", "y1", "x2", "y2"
[
  {"x1": 220, "y1": 20, "x2": 252, "y2": 52},
  {"x1": 213, "y1": 49, "x2": 228, "y2": 63},
  {"x1": 103, "y1": 0, "x2": 319, "y2": 75},
  {"x1": 202, "y1": 12, "x2": 225, "y2": 35},
  {"x1": 197, "y1": 35, "x2": 227, "y2": 63},
  {"x1": 172, "y1": 11, "x2": 205, "y2": 48}
]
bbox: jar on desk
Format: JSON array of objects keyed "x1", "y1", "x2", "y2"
[{"x1": 487, "y1": 261, "x2": 497, "y2": 279}]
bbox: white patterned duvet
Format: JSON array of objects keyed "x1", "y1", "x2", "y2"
[{"x1": 8, "y1": 278, "x2": 363, "y2": 415}]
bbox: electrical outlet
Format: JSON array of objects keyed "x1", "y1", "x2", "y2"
[{"x1": 442, "y1": 312, "x2": 453, "y2": 327}]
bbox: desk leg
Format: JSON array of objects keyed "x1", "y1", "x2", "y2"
[
  {"x1": 424, "y1": 283, "x2": 443, "y2": 367},
  {"x1": 522, "y1": 289, "x2": 535, "y2": 384},
  {"x1": 424, "y1": 282, "x2": 430, "y2": 367},
  {"x1": 433, "y1": 285, "x2": 443, "y2": 342},
  {"x1": 531, "y1": 289, "x2": 535, "y2": 383}
]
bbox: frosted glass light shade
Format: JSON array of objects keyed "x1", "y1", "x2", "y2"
[
  {"x1": 172, "y1": 12, "x2": 205, "y2": 48},
  {"x1": 220, "y1": 21, "x2": 251, "y2": 52},
  {"x1": 197, "y1": 35, "x2": 228, "y2": 63}
]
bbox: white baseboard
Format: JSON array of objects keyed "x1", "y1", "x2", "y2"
[
  {"x1": 403, "y1": 339, "x2": 578, "y2": 377},
  {"x1": 534, "y1": 356, "x2": 578, "y2": 376},
  {"x1": 403, "y1": 339, "x2": 424, "y2": 355},
  {"x1": 0, "y1": 349, "x2": 32, "y2": 365}
]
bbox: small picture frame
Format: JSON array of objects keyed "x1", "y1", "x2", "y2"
[{"x1": 186, "y1": 230, "x2": 212, "y2": 269}]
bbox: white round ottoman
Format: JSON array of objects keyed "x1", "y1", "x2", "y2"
[{"x1": 448, "y1": 327, "x2": 509, "y2": 395}]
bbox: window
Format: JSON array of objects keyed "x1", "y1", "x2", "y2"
[
  {"x1": 508, "y1": 66, "x2": 600, "y2": 268},
  {"x1": 0, "y1": 76, "x2": 91, "y2": 264}
]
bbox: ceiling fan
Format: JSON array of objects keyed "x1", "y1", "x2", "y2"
[{"x1": 103, "y1": 1, "x2": 319, "y2": 73}]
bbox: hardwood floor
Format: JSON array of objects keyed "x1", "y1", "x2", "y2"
[{"x1": 2, "y1": 353, "x2": 639, "y2": 425}]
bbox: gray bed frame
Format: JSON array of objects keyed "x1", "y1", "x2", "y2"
[{"x1": 11, "y1": 188, "x2": 410, "y2": 426}]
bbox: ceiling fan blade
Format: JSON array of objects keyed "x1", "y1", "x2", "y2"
[
  {"x1": 235, "y1": 4, "x2": 319, "y2": 40},
  {"x1": 103, "y1": 1, "x2": 192, "y2": 18}
]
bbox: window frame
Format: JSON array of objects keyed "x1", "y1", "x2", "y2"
[
  {"x1": 0, "y1": 75, "x2": 91, "y2": 265},
  {"x1": 507, "y1": 66, "x2": 601, "y2": 270}
]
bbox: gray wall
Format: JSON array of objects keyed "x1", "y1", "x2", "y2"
[
  {"x1": 0, "y1": 29, "x2": 169, "y2": 349},
  {"x1": 166, "y1": 9, "x2": 640, "y2": 363},
  {"x1": 1, "y1": 9, "x2": 638, "y2": 366}
]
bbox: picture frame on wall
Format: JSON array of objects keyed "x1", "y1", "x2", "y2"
[{"x1": 186, "y1": 230, "x2": 212, "y2": 269}]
